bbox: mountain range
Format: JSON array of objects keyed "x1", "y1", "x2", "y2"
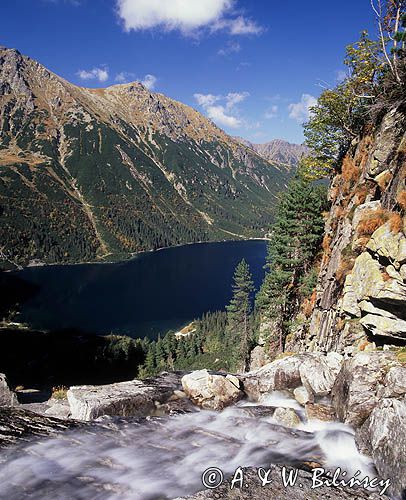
[
  {"x1": 235, "y1": 137, "x2": 309, "y2": 169},
  {"x1": 0, "y1": 47, "x2": 302, "y2": 266}
]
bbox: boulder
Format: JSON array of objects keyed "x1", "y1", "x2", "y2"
[
  {"x1": 367, "y1": 222, "x2": 406, "y2": 269},
  {"x1": 242, "y1": 353, "x2": 342, "y2": 402},
  {"x1": 0, "y1": 373, "x2": 17, "y2": 407},
  {"x1": 273, "y1": 407, "x2": 301, "y2": 428},
  {"x1": 181, "y1": 370, "x2": 243, "y2": 410},
  {"x1": 299, "y1": 353, "x2": 343, "y2": 396},
  {"x1": 293, "y1": 386, "x2": 313, "y2": 406},
  {"x1": 305, "y1": 403, "x2": 336, "y2": 422},
  {"x1": 331, "y1": 352, "x2": 399, "y2": 427},
  {"x1": 68, "y1": 372, "x2": 181, "y2": 421},
  {"x1": 377, "y1": 366, "x2": 406, "y2": 399},
  {"x1": 241, "y1": 355, "x2": 304, "y2": 401},
  {"x1": 356, "y1": 397, "x2": 406, "y2": 499}
]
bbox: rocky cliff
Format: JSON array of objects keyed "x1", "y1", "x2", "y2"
[
  {"x1": 235, "y1": 137, "x2": 308, "y2": 170},
  {"x1": 293, "y1": 104, "x2": 406, "y2": 354},
  {"x1": 0, "y1": 47, "x2": 294, "y2": 267}
]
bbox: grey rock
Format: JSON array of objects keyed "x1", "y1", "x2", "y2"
[
  {"x1": 0, "y1": 406, "x2": 79, "y2": 448},
  {"x1": 305, "y1": 403, "x2": 336, "y2": 422},
  {"x1": 181, "y1": 370, "x2": 243, "y2": 410},
  {"x1": 273, "y1": 407, "x2": 301, "y2": 428},
  {"x1": 249, "y1": 345, "x2": 270, "y2": 371},
  {"x1": 293, "y1": 386, "x2": 313, "y2": 406},
  {"x1": 377, "y1": 366, "x2": 406, "y2": 399},
  {"x1": 0, "y1": 373, "x2": 17, "y2": 407},
  {"x1": 356, "y1": 397, "x2": 406, "y2": 499},
  {"x1": 299, "y1": 353, "x2": 342, "y2": 396},
  {"x1": 241, "y1": 355, "x2": 304, "y2": 401},
  {"x1": 331, "y1": 352, "x2": 400, "y2": 426},
  {"x1": 68, "y1": 372, "x2": 182, "y2": 421},
  {"x1": 242, "y1": 353, "x2": 341, "y2": 402}
]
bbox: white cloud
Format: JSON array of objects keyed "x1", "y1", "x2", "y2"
[
  {"x1": 141, "y1": 74, "x2": 157, "y2": 90},
  {"x1": 264, "y1": 105, "x2": 278, "y2": 119},
  {"x1": 115, "y1": 71, "x2": 135, "y2": 83},
  {"x1": 215, "y1": 16, "x2": 263, "y2": 35},
  {"x1": 218, "y1": 41, "x2": 241, "y2": 56},
  {"x1": 225, "y1": 91, "x2": 249, "y2": 110},
  {"x1": 206, "y1": 106, "x2": 241, "y2": 128},
  {"x1": 77, "y1": 67, "x2": 109, "y2": 82},
  {"x1": 194, "y1": 91, "x2": 249, "y2": 129},
  {"x1": 288, "y1": 94, "x2": 317, "y2": 123},
  {"x1": 194, "y1": 93, "x2": 221, "y2": 107},
  {"x1": 116, "y1": 0, "x2": 262, "y2": 36}
]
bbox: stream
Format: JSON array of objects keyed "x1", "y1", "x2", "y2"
[{"x1": 0, "y1": 393, "x2": 378, "y2": 500}]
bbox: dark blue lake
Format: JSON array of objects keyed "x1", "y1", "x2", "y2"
[{"x1": 12, "y1": 240, "x2": 268, "y2": 339}]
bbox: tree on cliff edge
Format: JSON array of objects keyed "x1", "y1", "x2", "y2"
[
  {"x1": 226, "y1": 259, "x2": 254, "y2": 371},
  {"x1": 256, "y1": 177, "x2": 326, "y2": 352}
]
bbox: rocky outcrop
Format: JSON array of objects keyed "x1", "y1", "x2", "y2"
[
  {"x1": 299, "y1": 103, "x2": 406, "y2": 354},
  {"x1": 68, "y1": 372, "x2": 182, "y2": 421},
  {"x1": 181, "y1": 370, "x2": 243, "y2": 410},
  {"x1": 331, "y1": 351, "x2": 400, "y2": 426},
  {"x1": 356, "y1": 397, "x2": 406, "y2": 499},
  {"x1": 0, "y1": 373, "x2": 17, "y2": 406},
  {"x1": 242, "y1": 353, "x2": 343, "y2": 402},
  {"x1": 0, "y1": 407, "x2": 79, "y2": 448}
]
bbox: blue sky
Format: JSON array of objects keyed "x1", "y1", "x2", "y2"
[{"x1": 0, "y1": 0, "x2": 376, "y2": 144}]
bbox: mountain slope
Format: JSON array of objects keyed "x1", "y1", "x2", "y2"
[
  {"x1": 0, "y1": 47, "x2": 294, "y2": 266},
  {"x1": 235, "y1": 137, "x2": 308, "y2": 169}
]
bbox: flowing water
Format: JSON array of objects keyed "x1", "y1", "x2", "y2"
[{"x1": 0, "y1": 394, "x2": 378, "y2": 500}]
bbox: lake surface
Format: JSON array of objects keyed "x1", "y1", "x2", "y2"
[{"x1": 12, "y1": 240, "x2": 268, "y2": 339}]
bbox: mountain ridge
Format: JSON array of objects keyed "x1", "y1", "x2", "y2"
[
  {"x1": 0, "y1": 47, "x2": 298, "y2": 266},
  {"x1": 234, "y1": 137, "x2": 309, "y2": 169}
]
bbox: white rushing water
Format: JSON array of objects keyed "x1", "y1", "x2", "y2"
[{"x1": 0, "y1": 396, "x2": 377, "y2": 500}]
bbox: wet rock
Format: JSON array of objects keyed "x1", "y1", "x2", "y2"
[
  {"x1": 181, "y1": 370, "x2": 243, "y2": 410},
  {"x1": 356, "y1": 397, "x2": 406, "y2": 499},
  {"x1": 68, "y1": 372, "x2": 182, "y2": 421},
  {"x1": 305, "y1": 403, "x2": 336, "y2": 422},
  {"x1": 331, "y1": 351, "x2": 400, "y2": 426},
  {"x1": 0, "y1": 407, "x2": 79, "y2": 448},
  {"x1": 153, "y1": 398, "x2": 198, "y2": 416},
  {"x1": 178, "y1": 466, "x2": 388, "y2": 499},
  {"x1": 293, "y1": 386, "x2": 312, "y2": 406},
  {"x1": 0, "y1": 373, "x2": 17, "y2": 406},
  {"x1": 273, "y1": 407, "x2": 301, "y2": 428},
  {"x1": 238, "y1": 405, "x2": 277, "y2": 418}
]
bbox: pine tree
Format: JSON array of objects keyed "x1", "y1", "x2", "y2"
[
  {"x1": 256, "y1": 177, "x2": 327, "y2": 351},
  {"x1": 226, "y1": 259, "x2": 254, "y2": 371}
]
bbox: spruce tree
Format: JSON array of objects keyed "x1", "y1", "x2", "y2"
[
  {"x1": 226, "y1": 259, "x2": 254, "y2": 371},
  {"x1": 256, "y1": 177, "x2": 327, "y2": 351}
]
